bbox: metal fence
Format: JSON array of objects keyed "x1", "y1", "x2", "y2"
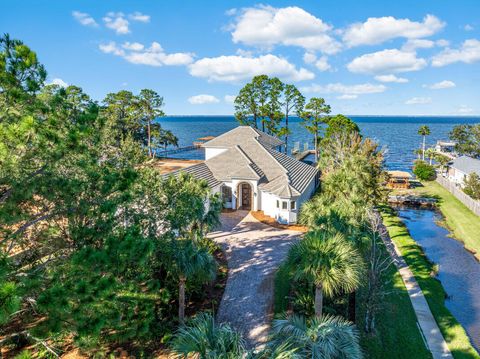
[{"x1": 436, "y1": 176, "x2": 480, "y2": 216}]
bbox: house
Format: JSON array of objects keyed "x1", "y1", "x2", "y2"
[
  {"x1": 434, "y1": 140, "x2": 457, "y2": 159},
  {"x1": 447, "y1": 155, "x2": 480, "y2": 186},
  {"x1": 169, "y1": 126, "x2": 320, "y2": 224},
  {"x1": 386, "y1": 171, "x2": 412, "y2": 189}
]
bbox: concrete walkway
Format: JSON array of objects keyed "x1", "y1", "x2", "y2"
[
  {"x1": 382, "y1": 226, "x2": 453, "y2": 359},
  {"x1": 208, "y1": 211, "x2": 300, "y2": 349}
]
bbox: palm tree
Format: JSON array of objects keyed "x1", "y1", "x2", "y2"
[
  {"x1": 288, "y1": 230, "x2": 363, "y2": 317},
  {"x1": 425, "y1": 147, "x2": 436, "y2": 165},
  {"x1": 418, "y1": 125, "x2": 431, "y2": 161},
  {"x1": 171, "y1": 312, "x2": 245, "y2": 358},
  {"x1": 268, "y1": 314, "x2": 363, "y2": 359},
  {"x1": 170, "y1": 240, "x2": 216, "y2": 323}
]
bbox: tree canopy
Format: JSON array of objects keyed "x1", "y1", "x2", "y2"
[
  {"x1": 449, "y1": 124, "x2": 480, "y2": 158},
  {"x1": 0, "y1": 34, "x2": 218, "y2": 356}
]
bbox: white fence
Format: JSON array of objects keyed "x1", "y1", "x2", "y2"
[{"x1": 436, "y1": 176, "x2": 480, "y2": 216}]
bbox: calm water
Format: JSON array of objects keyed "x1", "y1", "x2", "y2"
[
  {"x1": 159, "y1": 116, "x2": 479, "y2": 171},
  {"x1": 397, "y1": 207, "x2": 480, "y2": 351}
]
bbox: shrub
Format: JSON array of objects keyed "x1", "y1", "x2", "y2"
[
  {"x1": 413, "y1": 160, "x2": 436, "y2": 181},
  {"x1": 463, "y1": 173, "x2": 480, "y2": 200}
]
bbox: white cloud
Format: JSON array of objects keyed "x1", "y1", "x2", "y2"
[
  {"x1": 301, "y1": 82, "x2": 386, "y2": 97},
  {"x1": 457, "y1": 105, "x2": 474, "y2": 114},
  {"x1": 402, "y1": 38, "x2": 449, "y2": 52},
  {"x1": 99, "y1": 42, "x2": 125, "y2": 56},
  {"x1": 343, "y1": 14, "x2": 445, "y2": 47},
  {"x1": 188, "y1": 54, "x2": 314, "y2": 82},
  {"x1": 99, "y1": 41, "x2": 194, "y2": 66},
  {"x1": 72, "y1": 11, "x2": 98, "y2": 27},
  {"x1": 464, "y1": 24, "x2": 474, "y2": 31},
  {"x1": 337, "y1": 94, "x2": 358, "y2": 100},
  {"x1": 230, "y1": 5, "x2": 341, "y2": 54},
  {"x1": 402, "y1": 39, "x2": 434, "y2": 51},
  {"x1": 303, "y1": 52, "x2": 316, "y2": 64},
  {"x1": 188, "y1": 94, "x2": 220, "y2": 105},
  {"x1": 347, "y1": 49, "x2": 427, "y2": 74},
  {"x1": 225, "y1": 8, "x2": 237, "y2": 16},
  {"x1": 47, "y1": 78, "x2": 68, "y2": 87},
  {"x1": 424, "y1": 80, "x2": 456, "y2": 89},
  {"x1": 303, "y1": 52, "x2": 331, "y2": 72},
  {"x1": 122, "y1": 42, "x2": 145, "y2": 51},
  {"x1": 103, "y1": 12, "x2": 130, "y2": 34},
  {"x1": 436, "y1": 39, "x2": 450, "y2": 47},
  {"x1": 129, "y1": 12, "x2": 150, "y2": 23},
  {"x1": 374, "y1": 74, "x2": 408, "y2": 83},
  {"x1": 432, "y1": 39, "x2": 480, "y2": 67},
  {"x1": 224, "y1": 95, "x2": 237, "y2": 104},
  {"x1": 405, "y1": 97, "x2": 431, "y2": 105}
]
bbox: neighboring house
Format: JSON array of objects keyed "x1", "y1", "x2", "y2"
[
  {"x1": 168, "y1": 126, "x2": 320, "y2": 224},
  {"x1": 435, "y1": 140, "x2": 457, "y2": 159},
  {"x1": 447, "y1": 155, "x2": 480, "y2": 186}
]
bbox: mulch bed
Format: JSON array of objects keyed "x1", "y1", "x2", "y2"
[{"x1": 251, "y1": 211, "x2": 308, "y2": 233}]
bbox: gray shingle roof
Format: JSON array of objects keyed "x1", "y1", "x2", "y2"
[
  {"x1": 261, "y1": 145, "x2": 319, "y2": 195},
  {"x1": 452, "y1": 156, "x2": 480, "y2": 176},
  {"x1": 203, "y1": 126, "x2": 284, "y2": 149},
  {"x1": 164, "y1": 163, "x2": 222, "y2": 188}
]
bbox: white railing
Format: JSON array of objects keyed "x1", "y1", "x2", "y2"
[{"x1": 436, "y1": 176, "x2": 480, "y2": 216}]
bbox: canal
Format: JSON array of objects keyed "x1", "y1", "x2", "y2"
[{"x1": 397, "y1": 207, "x2": 480, "y2": 351}]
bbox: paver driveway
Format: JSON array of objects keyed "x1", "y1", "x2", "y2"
[{"x1": 208, "y1": 211, "x2": 301, "y2": 349}]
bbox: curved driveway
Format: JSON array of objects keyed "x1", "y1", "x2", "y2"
[{"x1": 208, "y1": 211, "x2": 300, "y2": 349}]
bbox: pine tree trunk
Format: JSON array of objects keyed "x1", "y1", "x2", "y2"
[
  {"x1": 285, "y1": 113, "x2": 289, "y2": 154},
  {"x1": 147, "y1": 120, "x2": 152, "y2": 157},
  {"x1": 179, "y1": 277, "x2": 186, "y2": 324},
  {"x1": 314, "y1": 131, "x2": 318, "y2": 162},
  {"x1": 314, "y1": 284, "x2": 323, "y2": 317}
]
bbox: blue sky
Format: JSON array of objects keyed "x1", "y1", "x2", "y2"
[{"x1": 1, "y1": 0, "x2": 480, "y2": 115}]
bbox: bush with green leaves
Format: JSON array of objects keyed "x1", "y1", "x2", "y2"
[
  {"x1": 268, "y1": 314, "x2": 363, "y2": 359},
  {"x1": 413, "y1": 160, "x2": 436, "y2": 181},
  {"x1": 171, "y1": 312, "x2": 245, "y2": 358}
]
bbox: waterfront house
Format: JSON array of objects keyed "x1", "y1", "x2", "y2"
[
  {"x1": 446, "y1": 155, "x2": 480, "y2": 186},
  {"x1": 169, "y1": 126, "x2": 320, "y2": 224},
  {"x1": 434, "y1": 140, "x2": 457, "y2": 159}
]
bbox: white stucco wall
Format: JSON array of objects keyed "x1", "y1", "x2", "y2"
[
  {"x1": 205, "y1": 147, "x2": 227, "y2": 160},
  {"x1": 448, "y1": 168, "x2": 468, "y2": 186},
  {"x1": 260, "y1": 172, "x2": 319, "y2": 224}
]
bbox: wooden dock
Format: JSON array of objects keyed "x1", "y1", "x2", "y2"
[
  {"x1": 155, "y1": 144, "x2": 201, "y2": 157},
  {"x1": 293, "y1": 149, "x2": 316, "y2": 161}
]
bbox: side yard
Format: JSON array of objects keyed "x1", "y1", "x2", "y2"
[
  {"x1": 381, "y1": 207, "x2": 479, "y2": 358},
  {"x1": 273, "y1": 250, "x2": 431, "y2": 359}
]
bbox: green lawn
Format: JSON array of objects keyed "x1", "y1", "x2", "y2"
[
  {"x1": 381, "y1": 207, "x2": 479, "y2": 359},
  {"x1": 403, "y1": 180, "x2": 480, "y2": 259},
  {"x1": 356, "y1": 259, "x2": 431, "y2": 359}
]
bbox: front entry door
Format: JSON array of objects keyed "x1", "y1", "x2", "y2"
[{"x1": 241, "y1": 183, "x2": 251, "y2": 210}]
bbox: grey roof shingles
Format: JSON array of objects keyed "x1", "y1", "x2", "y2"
[
  {"x1": 452, "y1": 155, "x2": 480, "y2": 176},
  {"x1": 164, "y1": 162, "x2": 222, "y2": 188}
]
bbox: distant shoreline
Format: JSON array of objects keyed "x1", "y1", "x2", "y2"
[{"x1": 164, "y1": 114, "x2": 480, "y2": 118}]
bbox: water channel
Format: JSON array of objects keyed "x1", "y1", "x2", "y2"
[{"x1": 397, "y1": 207, "x2": 480, "y2": 352}]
